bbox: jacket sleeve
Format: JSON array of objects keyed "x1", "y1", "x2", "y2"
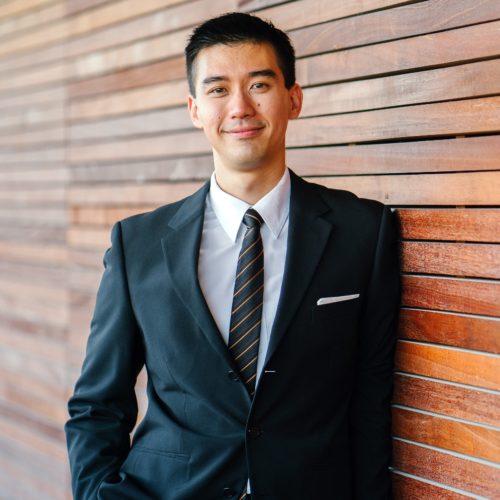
[
  {"x1": 350, "y1": 205, "x2": 400, "y2": 499},
  {"x1": 65, "y1": 221, "x2": 145, "y2": 499}
]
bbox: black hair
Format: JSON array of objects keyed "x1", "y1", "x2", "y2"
[{"x1": 185, "y1": 12, "x2": 295, "y2": 96}]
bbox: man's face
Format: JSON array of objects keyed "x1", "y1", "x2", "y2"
[{"x1": 188, "y1": 42, "x2": 302, "y2": 175}]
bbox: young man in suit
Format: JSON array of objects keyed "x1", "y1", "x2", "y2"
[{"x1": 66, "y1": 12, "x2": 400, "y2": 499}]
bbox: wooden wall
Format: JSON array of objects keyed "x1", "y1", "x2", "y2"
[{"x1": 0, "y1": 0, "x2": 498, "y2": 498}]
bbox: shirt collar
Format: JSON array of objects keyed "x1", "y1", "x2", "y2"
[{"x1": 208, "y1": 168, "x2": 291, "y2": 243}]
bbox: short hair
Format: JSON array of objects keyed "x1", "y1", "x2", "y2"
[{"x1": 185, "y1": 12, "x2": 296, "y2": 96}]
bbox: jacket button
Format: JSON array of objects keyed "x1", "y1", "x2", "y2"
[
  {"x1": 223, "y1": 487, "x2": 236, "y2": 497},
  {"x1": 247, "y1": 427, "x2": 262, "y2": 438},
  {"x1": 227, "y1": 370, "x2": 239, "y2": 382}
]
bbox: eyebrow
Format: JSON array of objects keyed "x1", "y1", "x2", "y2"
[{"x1": 201, "y1": 69, "x2": 278, "y2": 87}]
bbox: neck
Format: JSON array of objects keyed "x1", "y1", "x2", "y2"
[{"x1": 213, "y1": 162, "x2": 286, "y2": 205}]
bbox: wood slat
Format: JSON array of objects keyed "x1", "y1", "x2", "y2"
[
  {"x1": 399, "y1": 308, "x2": 500, "y2": 354},
  {"x1": 0, "y1": 1, "x2": 65, "y2": 40},
  {"x1": 0, "y1": 0, "x2": 54, "y2": 21},
  {"x1": 393, "y1": 439, "x2": 499, "y2": 498},
  {"x1": 315, "y1": 171, "x2": 500, "y2": 206},
  {"x1": 0, "y1": 0, "x2": 187, "y2": 59},
  {"x1": 71, "y1": 206, "x2": 156, "y2": 226},
  {"x1": 262, "y1": 0, "x2": 414, "y2": 32},
  {"x1": 69, "y1": 107, "x2": 192, "y2": 142},
  {"x1": 394, "y1": 373, "x2": 499, "y2": 428},
  {"x1": 395, "y1": 340, "x2": 500, "y2": 390},
  {"x1": 0, "y1": 187, "x2": 65, "y2": 205},
  {"x1": 68, "y1": 57, "x2": 186, "y2": 98},
  {"x1": 0, "y1": 85, "x2": 65, "y2": 111},
  {"x1": 398, "y1": 209, "x2": 500, "y2": 243},
  {"x1": 392, "y1": 472, "x2": 472, "y2": 500},
  {"x1": 0, "y1": 242, "x2": 67, "y2": 265},
  {"x1": 301, "y1": 59, "x2": 500, "y2": 118},
  {"x1": 289, "y1": 97, "x2": 500, "y2": 146},
  {"x1": 296, "y1": 21, "x2": 500, "y2": 86},
  {"x1": 288, "y1": 136, "x2": 500, "y2": 176},
  {"x1": 68, "y1": 131, "x2": 207, "y2": 162},
  {"x1": 0, "y1": 103, "x2": 65, "y2": 130},
  {"x1": 392, "y1": 406, "x2": 500, "y2": 462},
  {"x1": 71, "y1": 156, "x2": 213, "y2": 182},
  {"x1": 402, "y1": 275, "x2": 500, "y2": 317},
  {"x1": 401, "y1": 241, "x2": 500, "y2": 279},
  {"x1": 0, "y1": 61, "x2": 68, "y2": 94},
  {"x1": 292, "y1": 0, "x2": 500, "y2": 57},
  {"x1": 69, "y1": 179, "x2": 202, "y2": 206},
  {"x1": 0, "y1": 126, "x2": 64, "y2": 148},
  {"x1": 69, "y1": 80, "x2": 188, "y2": 121}
]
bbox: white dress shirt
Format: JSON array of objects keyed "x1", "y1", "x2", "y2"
[{"x1": 198, "y1": 168, "x2": 290, "y2": 384}]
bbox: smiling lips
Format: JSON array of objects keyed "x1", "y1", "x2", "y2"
[{"x1": 224, "y1": 124, "x2": 265, "y2": 138}]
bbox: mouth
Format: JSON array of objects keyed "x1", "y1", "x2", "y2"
[{"x1": 224, "y1": 126, "x2": 264, "y2": 139}]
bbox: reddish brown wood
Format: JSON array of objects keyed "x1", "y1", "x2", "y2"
[
  {"x1": 392, "y1": 471, "x2": 475, "y2": 499},
  {"x1": 395, "y1": 340, "x2": 500, "y2": 390},
  {"x1": 399, "y1": 308, "x2": 500, "y2": 354},
  {"x1": 393, "y1": 439, "x2": 499, "y2": 498},
  {"x1": 401, "y1": 241, "x2": 500, "y2": 279},
  {"x1": 301, "y1": 60, "x2": 500, "y2": 117},
  {"x1": 397, "y1": 209, "x2": 500, "y2": 243},
  {"x1": 392, "y1": 472, "x2": 470, "y2": 500},
  {"x1": 393, "y1": 373, "x2": 499, "y2": 427},
  {"x1": 261, "y1": 0, "x2": 415, "y2": 31},
  {"x1": 392, "y1": 406, "x2": 499, "y2": 462},
  {"x1": 67, "y1": 0, "x2": 113, "y2": 16},
  {"x1": 296, "y1": 21, "x2": 500, "y2": 86},
  {"x1": 315, "y1": 171, "x2": 500, "y2": 206},
  {"x1": 402, "y1": 275, "x2": 500, "y2": 317},
  {"x1": 288, "y1": 136, "x2": 500, "y2": 176},
  {"x1": 288, "y1": 97, "x2": 500, "y2": 146},
  {"x1": 291, "y1": 0, "x2": 500, "y2": 58},
  {"x1": 68, "y1": 57, "x2": 186, "y2": 98}
]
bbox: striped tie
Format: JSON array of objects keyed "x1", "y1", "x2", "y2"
[{"x1": 228, "y1": 208, "x2": 264, "y2": 397}]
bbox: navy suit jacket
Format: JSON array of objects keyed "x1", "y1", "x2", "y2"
[{"x1": 65, "y1": 170, "x2": 400, "y2": 499}]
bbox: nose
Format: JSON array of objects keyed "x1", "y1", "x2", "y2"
[{"x1": 229, "y1": 89, "x2": 256, "y2": 119}]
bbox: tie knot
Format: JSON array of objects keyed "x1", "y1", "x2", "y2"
[{"x1": 243, "y1": 208, "x2": 263, "y2": 229}]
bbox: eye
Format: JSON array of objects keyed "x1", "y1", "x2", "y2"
[
  {"x1": 208, "y1": 87, "x2": 227, "y2": 96},
  {"x1": 251, "y1": 82, "x2": 269, "y2": 91}
]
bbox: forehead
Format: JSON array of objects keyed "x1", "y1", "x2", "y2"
[{"x1": 193, "y1": 42, "x2": 282, "y2": 84}]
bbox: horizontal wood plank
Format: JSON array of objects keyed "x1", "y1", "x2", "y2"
[
  {"x1": 0, "y1": 1, "x2": 65, "y2": 40},
  {"x1": 288, "y1": 136, "x2": 500, "y2": 176},
  {"x1": 296, "y1": 21, "x2": 500, "y2": 86},
  {"x1": 399, "y1": 308, "x2": 500, "y2": 354},
  {"x1": 402, "y1": 275, "x2": 500, "y2": 317},
  {"x1": 397, "y1": 209, "x2": 500, "y2": 243},
  {"x1": 315, "y1": 171, "x2": 500, "y2": 205},
  {"x1": 289, "y1": 97, "x2": 500, "y2": 146},
  {"x1": 392, "y1": 406, "x2": 500, "y2": 462},
  {"x1": 68, "y1": 57, "x2": 186, "y2": 98},
  {"x1": 401, "y1": 241, "x2": 500, "y2": 279},
  {"x1": 395, "y1": 340, "x2": 500, "y2": 390},
  {"x1": 392, "y1": 472, "x2": 472, "y2": 500},
  {"x1": 262, "y1": 0, "x2": 413, "y2": 32},
  {"x1": 394, "y1": 373, "x2": 500, "y2": 428},
  {"x1": 301, "y1": 60, "x2": 500, "y2": 117},
  {"x1": 393, "y1": 439, "x2": 499, "y2": 498},
  {"x1": 69, "y1": 107, "x2": 193, "y2": 142},
  {"x1": 69, "y1": 80, "x2": 189, "y2": 121},
  {"x1": 291, "y1": 0, "x2": 500, "y2": 58}
]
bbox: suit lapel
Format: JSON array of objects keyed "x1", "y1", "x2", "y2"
[
  {"x1": 160, "y1": 182, "x2": 238, "y2": 371},
  {"x1": 265, "y1": 171, "x2": 334, "y2": 366}
]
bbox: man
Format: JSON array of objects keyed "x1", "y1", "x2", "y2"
[{"x1": 66, "y1": 12, "x2": 399, "y2": 500}]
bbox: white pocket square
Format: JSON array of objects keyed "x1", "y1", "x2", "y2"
[{"x1": 317, "y1": 294, "x2": 360, "y2": 306}]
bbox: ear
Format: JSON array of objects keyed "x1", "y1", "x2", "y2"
[
  {"x1": 188, "y1": 95, "x2": 203, "y2": 129},
  {"x1": 288, "y1": 83, "x2": 303, "y2": 119}
]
